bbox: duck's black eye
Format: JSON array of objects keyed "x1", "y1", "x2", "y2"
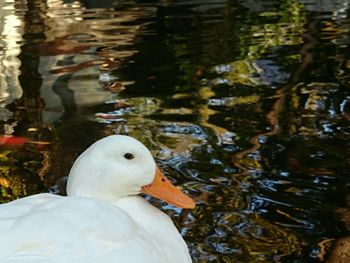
[{"x1": 124, "y1": 153, "x2": 134, "y2": 160}]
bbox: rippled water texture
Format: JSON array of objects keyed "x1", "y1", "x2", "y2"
[{"x1": 1, "y1": 0, "x2": 350, "y2": 262}]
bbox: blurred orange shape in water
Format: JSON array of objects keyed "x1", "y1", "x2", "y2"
[
  {"x1": 0, "y1": 136, "x2": 30, "y2": 146},
  {"x1": 0, "y1": 136, "x2": 50, "y2": 149}
]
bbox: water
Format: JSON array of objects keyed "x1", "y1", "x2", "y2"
[{"x1": 1, "y1": 0, "x2": 350, "y2": 262}]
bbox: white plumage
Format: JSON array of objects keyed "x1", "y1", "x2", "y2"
[{"x1": 0, "y1": 135, "x2": 194, "y2": 263}]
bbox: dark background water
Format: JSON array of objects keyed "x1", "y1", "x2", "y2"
[{"x1": 0, "y1": 0, "x2": 350, "y2": 262}]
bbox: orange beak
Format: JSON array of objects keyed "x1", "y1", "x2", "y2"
[{"x1": 141, "y1": 167, "x2": 195, "y2": 209}]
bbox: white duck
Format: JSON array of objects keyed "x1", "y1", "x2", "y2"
[{"x1": 0, "y1": 135, "x2": 195, "y2": 263}]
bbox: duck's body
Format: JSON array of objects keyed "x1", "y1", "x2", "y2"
[{"x1": 0, "y1": 136, "x2": 194, "y2": 263}]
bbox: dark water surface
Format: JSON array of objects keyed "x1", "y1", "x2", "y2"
[{"x1": 1, "y1": 0, "x2": 350, "y2": 262}]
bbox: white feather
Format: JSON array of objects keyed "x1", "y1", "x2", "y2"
[{"x1": 0, "y1": 135, "x2": 192, "y2": 263}]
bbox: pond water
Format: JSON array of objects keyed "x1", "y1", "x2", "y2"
[{"x1": 1, "y1": 0, "x2": 350, "y2": 262}]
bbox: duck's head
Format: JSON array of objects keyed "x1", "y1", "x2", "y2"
[{"x1": 66, "y1": 135, "x2": 195, "y2": 209}]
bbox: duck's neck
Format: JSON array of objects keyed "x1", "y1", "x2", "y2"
[{"x1": 113, "y1": 196, "x2": 175, "y2": 231}]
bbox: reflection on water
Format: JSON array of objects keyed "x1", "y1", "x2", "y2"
[
  {"x1": 1, "y1": 0, "x2": 350, "y2": 262},
  {"x1": 0, "y1": 0, "x2": 23, "y2": 121}
]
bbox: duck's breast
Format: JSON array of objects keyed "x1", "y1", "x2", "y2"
[{"x1": 115, "y1": 196, "x2": 193, "y2": 263}]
